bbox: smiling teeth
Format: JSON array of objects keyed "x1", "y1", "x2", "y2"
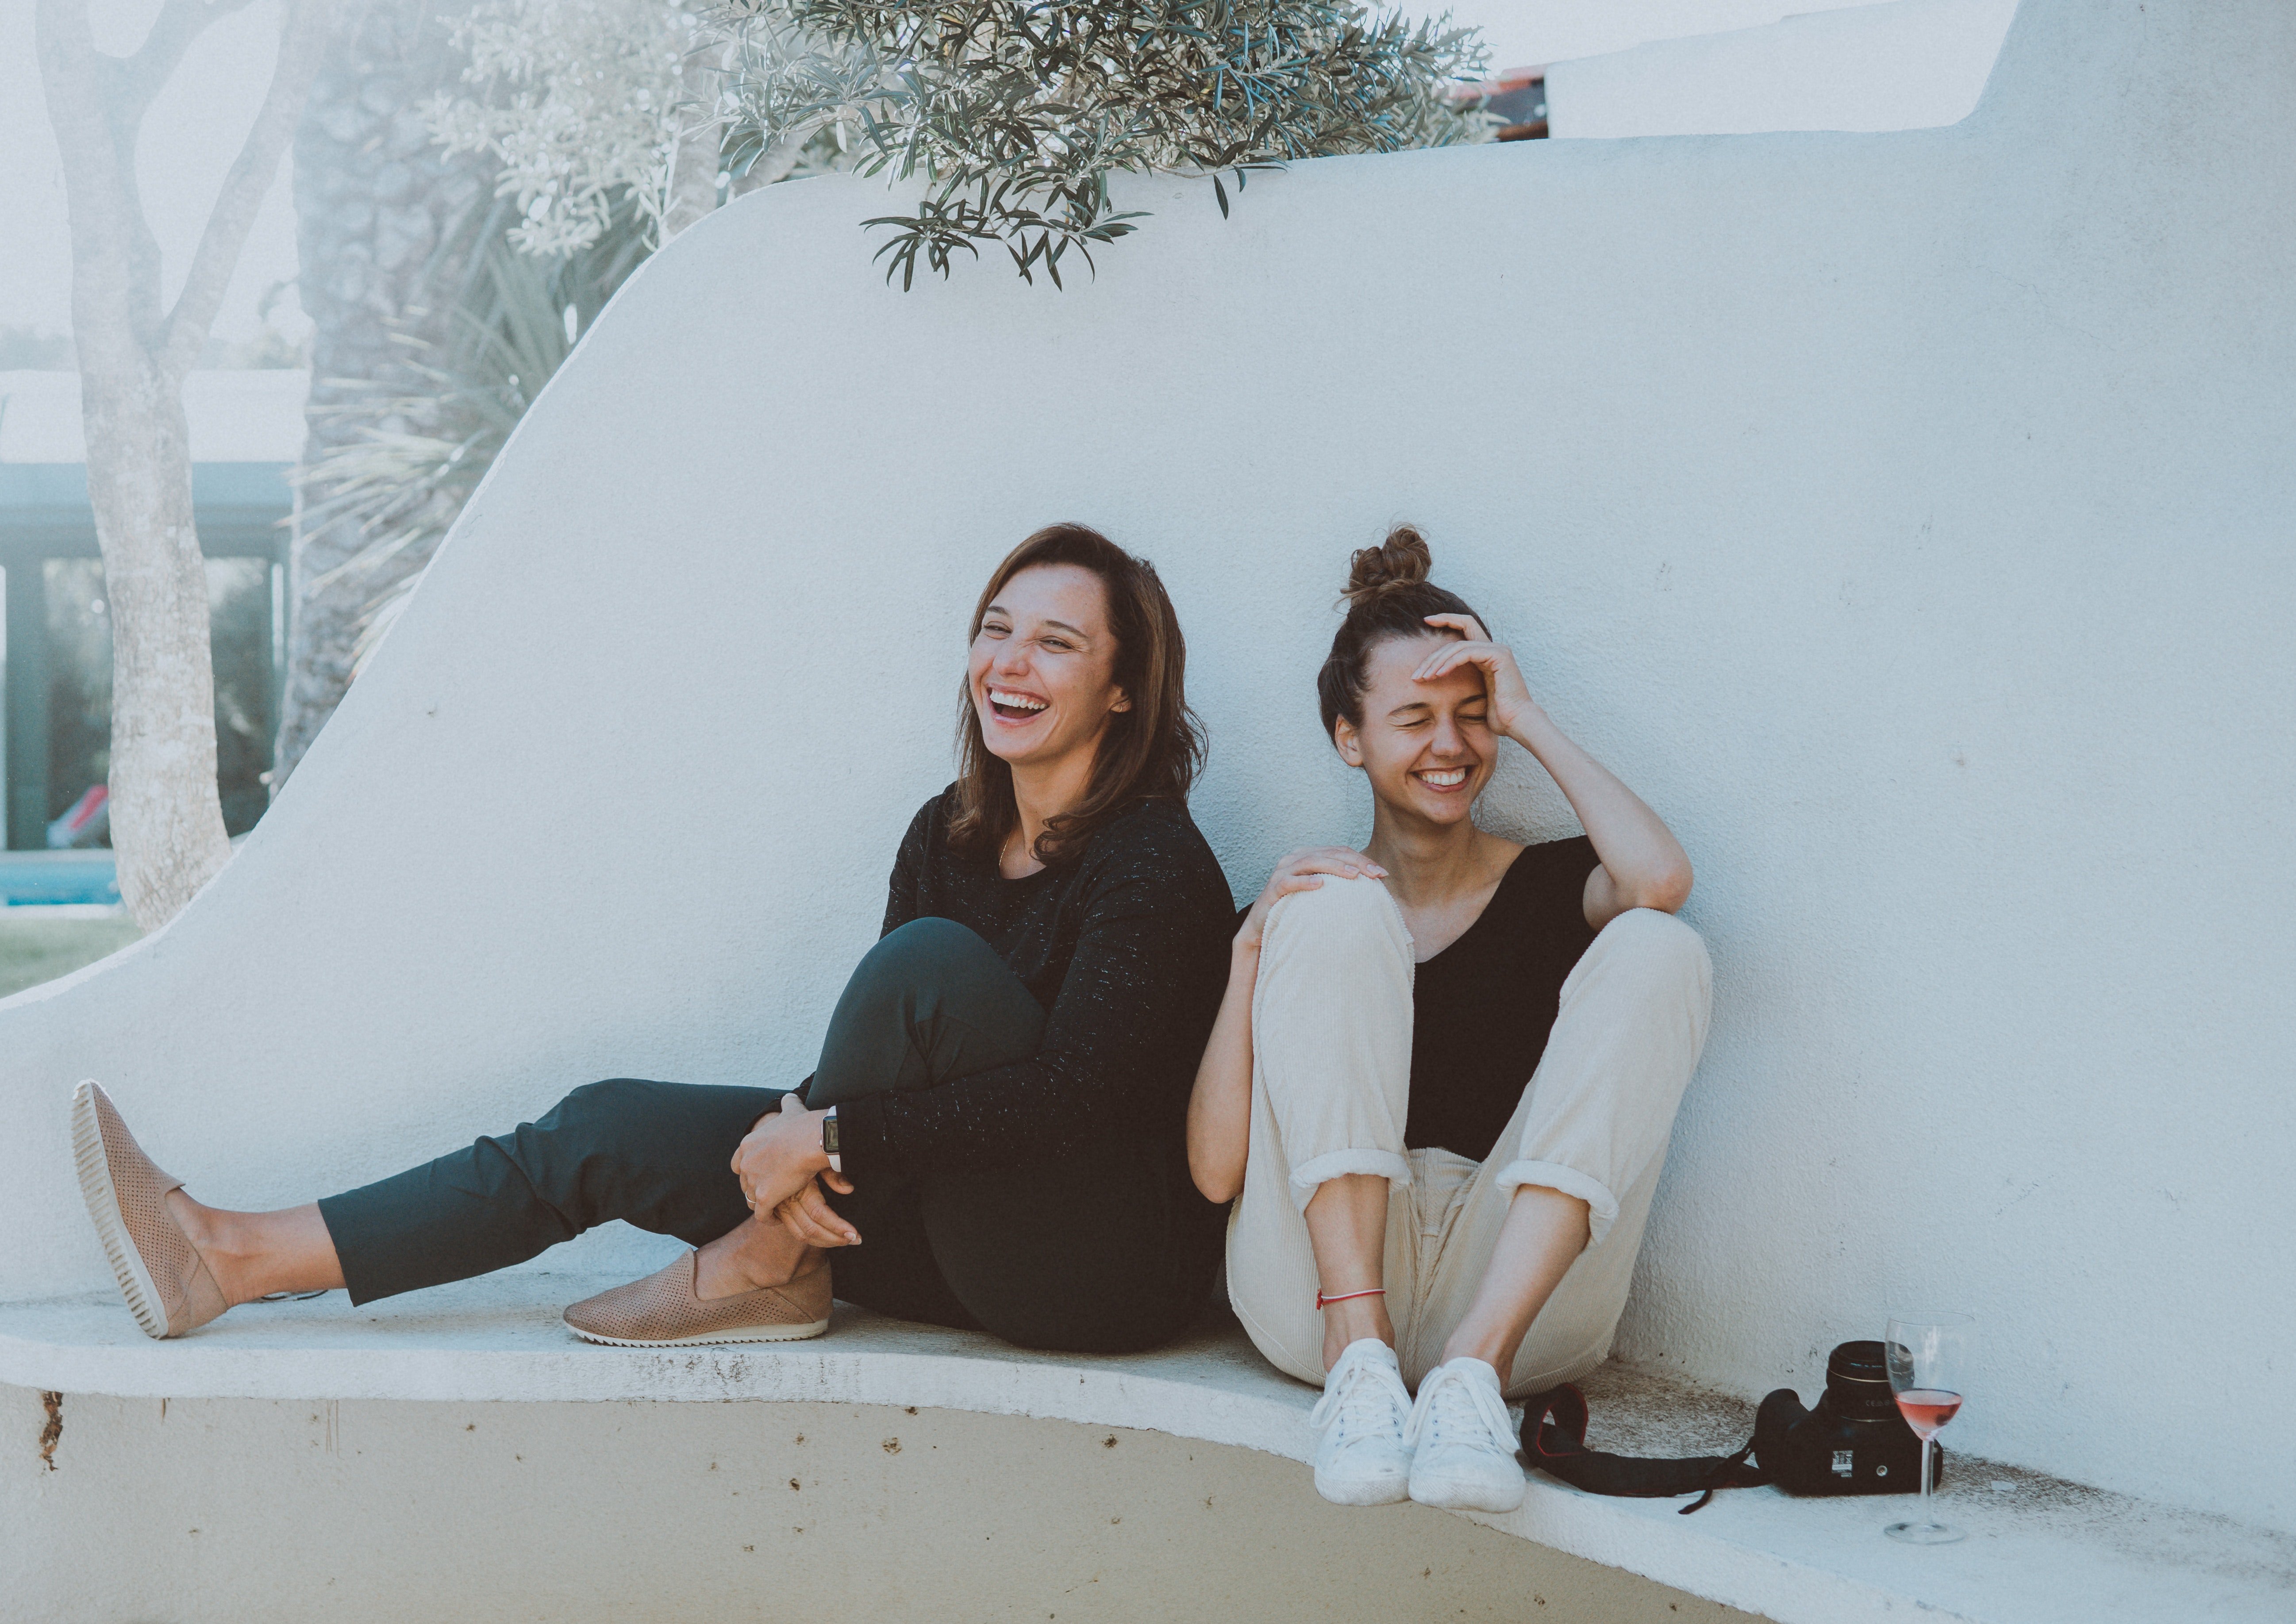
[
  {"x1": 989, "y1": 689, "x2": 1047, "y2": 711},
  {"x1": 1422, "y1": 769, "x2": 1468, "y2": 786}
]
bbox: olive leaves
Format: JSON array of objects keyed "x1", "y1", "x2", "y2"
[{"x1": 710, "y1": 0, "x2": 1491, "y2": 286}]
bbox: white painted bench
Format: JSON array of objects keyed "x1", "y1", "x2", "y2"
[
  {"x1": 4, "y1": 1281, "x2": 2288, "y2": 1623},
  {"x1": 4, "y1": 0, "x2": 2292, "y2": 1613}
]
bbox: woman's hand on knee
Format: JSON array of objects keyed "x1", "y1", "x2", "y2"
[
  {"x1": 773, "y1": 1174, "x2": 860, "y2": 1249},
  {"x1": 1236, "y1": 847, "x2": 1388, "y2": 953},
  {"x1": 731, "y1": 1094, "x2": 836, "y2": 1217},
  {"x1": 1193, "y1": 848, "x2": 1382, "y2": 1206}
]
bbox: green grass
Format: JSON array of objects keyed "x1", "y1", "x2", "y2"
[{"x1": 0, "y1": 913, "x2": 144, "y2": 998}]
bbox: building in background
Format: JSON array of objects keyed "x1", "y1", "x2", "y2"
[
  {"x1": 0, "y1": 370, "x2": 307, "y2": 863},
  {"x1": 1467, "y1": 0, "x2": 2019, "y2": 138}
]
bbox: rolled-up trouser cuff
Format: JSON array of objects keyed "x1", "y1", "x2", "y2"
[
  {"x1": 1492, "y1": 1159, "x2": 1621, "y2": 1246},
  {"x1": 1288, "y1": 1148, "x2": 1412, "y2": 1212}
]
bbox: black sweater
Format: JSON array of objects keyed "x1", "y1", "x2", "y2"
[{"x1": 827, "y1": 787, "x2": 1235, "y2": 1185}]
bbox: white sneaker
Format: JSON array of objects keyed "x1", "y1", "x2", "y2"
[
  {"x1": 1308, "y1": 1338, "x2": 1414, "y2": 1505},
  {"x1": 1404, "y1": 1356, "x2": 1526, "y2": 1512}
]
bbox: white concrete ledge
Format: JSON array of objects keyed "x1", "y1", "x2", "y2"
[{"x1": 5, "y1": 1278, "x2": 2289, "y2": 1624}]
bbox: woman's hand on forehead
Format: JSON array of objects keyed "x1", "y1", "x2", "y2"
[
  {"x1": 1411, "y1": 614, "x2": 1538, "y2": 737},
  {"x1": 1417, "y1": 611, "x2": 1490, "y2": 649}
]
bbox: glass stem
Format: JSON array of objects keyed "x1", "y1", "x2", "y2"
[{"x1": 1920, "y1": 1435, "x2": 1934, "y2": 1522}]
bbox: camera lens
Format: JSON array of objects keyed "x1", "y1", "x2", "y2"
[{"x1": 1825, "y1": 1340, "x2": 1902, "y2": 1422}]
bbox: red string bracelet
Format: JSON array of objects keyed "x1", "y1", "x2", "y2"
[{"x1": 1315, "y1": 1287, "x2": 1386, "y2": 1309}]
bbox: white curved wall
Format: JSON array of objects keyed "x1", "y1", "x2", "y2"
[
  {"x1": 1470, "y1": 0, "x2": 1892, "y2": 71},
  {"x1": 4, "y1": 0, "x2": 2289, "y2": 1535},
  {"x1": 0, "y1": 1388, "x2": 1746, "y2": 1624},
  {"x1": 1546, "y1": 0, "x2": 2021, "y2": 138}
]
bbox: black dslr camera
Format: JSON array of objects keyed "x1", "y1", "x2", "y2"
[{"x1": 1755, "y1": 1339, "x2": 1942, "y2": 1495}]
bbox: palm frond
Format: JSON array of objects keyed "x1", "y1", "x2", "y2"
[{"x1": 292, "y1": 198, "x2": 654, "y2": 676}]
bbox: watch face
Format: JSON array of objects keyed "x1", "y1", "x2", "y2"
[{"x1": 823, "y1": 1117, "x2": 841, "y2": 1155}]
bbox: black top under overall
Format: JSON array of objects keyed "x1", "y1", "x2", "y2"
[
  {"x1": 1232, "y1": 836, "x2": 1599, "y2": 1164},
  {"x1": 317, "y1": 790, "x2": 1235, "y2": 1354},
  {"x1": 1405, "y1": 836, "x2": 1598, "y2": 1162}
]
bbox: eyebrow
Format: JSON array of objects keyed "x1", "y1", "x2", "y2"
[
  {"x1": 1386, "y1": 696, "x2": 1487, "y2": 718},
  {"x1": 984, "y1": 604, "x2": 1092, "y2": 641}
]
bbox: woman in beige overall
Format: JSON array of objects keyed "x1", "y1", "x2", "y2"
[{"x1": 1187, "y1": 528, "x2": 1712, "y2": 1512}]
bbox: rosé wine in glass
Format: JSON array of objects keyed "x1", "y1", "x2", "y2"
[
  {"x1": 1883, "y1": 1313, "x2": 1973, "y2": 1544},
  {"x1": 1893, "y1": 1389, "x2": 1964, "y2": 1439}
]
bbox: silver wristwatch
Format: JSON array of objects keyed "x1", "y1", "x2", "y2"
[{"x1": 820, "y1": 1106, "x2": 842, "y2": 1175}]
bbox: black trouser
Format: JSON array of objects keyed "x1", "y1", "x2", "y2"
[{"x1": 317, "y1": 918, "x2": 1223, "y2": 1353}]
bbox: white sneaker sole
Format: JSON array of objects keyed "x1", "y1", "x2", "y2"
[
  {"x1": 71, "y1": 1080, "x2": 169, "y2": 1340},
  {"x1": 1314, "y1": 1465, "x2": 1411, "y2": 1506},
  {"x1": 562, "y1": 1317, "x2": 830, "y2": 1348},
  {"x1": 1408, "y1": 1470, "x2": 1527, "y2": 1514}
]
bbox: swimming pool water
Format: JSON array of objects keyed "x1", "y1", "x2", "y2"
[{"x1": 0, "y1": 854, "x2": 122, "y2": 907}]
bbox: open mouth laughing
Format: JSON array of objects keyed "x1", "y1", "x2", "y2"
[
  {"x1": 987, "y1": 686, "x2": 1050, "y2": 722},
  {"x1": 1414, "y1": 766, "x2": 1471, "y2": 791}
]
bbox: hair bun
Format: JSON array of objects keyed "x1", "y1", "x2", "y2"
[{"x1": 1342, "y1": 525, "x2": 1434, "y2": 607}]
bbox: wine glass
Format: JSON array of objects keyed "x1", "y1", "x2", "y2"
[{"x1": 1883, "y1": 1311, "x2": 1973, "y2": 1544}]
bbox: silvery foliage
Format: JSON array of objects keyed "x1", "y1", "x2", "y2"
[
  {"x1": 710, "y1": 0, "x2": 1492, "y2": 285},
  {"x1": 430, "y1": 0, "x2": 865, "y2": 256},
  {"x1": 429, "y1": 0, "x2": 1488, "y2": 277},
  {"x1": 427, "y1": 0, "x2": 755, "y2": 254}
]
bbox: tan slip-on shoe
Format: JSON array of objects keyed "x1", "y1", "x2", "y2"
[
  {"x1": 70, "y1": 1080, "x2": 228, "y2": 1340},
  {"x1": 562, "y1": 1252, "x2": 831, "y2": 1348}
]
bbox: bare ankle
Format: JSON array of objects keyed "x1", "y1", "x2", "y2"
[
  {"x1": 166, "y1": 1195, "x2": 345, "y2": 1305},
  {"x1": 1437, "y1": 1335, "x2": 1509, "y2": 1378},
  {"x1": 695, "y1": 1221, "x2": 819, "y2": 1300},
  {"x1": 165, "y1": 1190, "x2": 245, "y2": 1303},
  {"x1": 1319, "y1": 1296, "x2": 1396, "y2": 1371},
  {"x1": 163, "y1": 1188, "x2": 210, "y2": 1248}
]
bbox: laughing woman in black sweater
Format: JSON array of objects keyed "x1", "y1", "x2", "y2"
[{"x1": 73, "y1": 525, "x2": 1235, "y2": 1355}]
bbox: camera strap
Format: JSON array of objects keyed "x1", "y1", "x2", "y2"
[{"x1": 1520, "y1": 1384, "x2": 1768, "y2": 1514}]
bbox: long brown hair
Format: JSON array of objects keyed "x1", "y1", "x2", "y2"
[
  {"x1": 1317, "y1": 524, "x2": 1487, "y2": 739},
  {"x1": 949, "y1": 523, "x2": 1205, "y2": 867}
]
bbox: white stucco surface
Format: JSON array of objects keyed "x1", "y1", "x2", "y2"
[
  {"x1": 1468, "y1": 0, "x2": 1892, "y2": 73},
  {"x1": 0, "y1": 1377, "x2": 1758, "y2": 1624},
  {"x1": 6, "y1": 1285, "x2": 2291, "y2": 1624},
  {"x1": 2, "y1": 0, "x2": 2289, "y2": 1558},
  {"x1": 1547, "y1": 0, "x2": 2019, "y2": 138}
]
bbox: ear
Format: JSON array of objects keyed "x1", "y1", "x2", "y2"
[
  {"x1": 1108, "y1": 687, "x2": 1132, "y2": 715},
  {"x1": 1333, "y1": 715, "x2": 1364, "y2": 768}
]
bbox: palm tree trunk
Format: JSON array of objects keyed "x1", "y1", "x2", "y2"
[{"x1": 273, "y1": 0, "x2": 491, "y2": 793}]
